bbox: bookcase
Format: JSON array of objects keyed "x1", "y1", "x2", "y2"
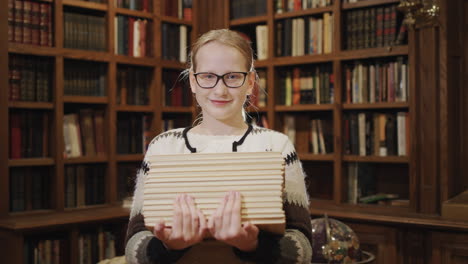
[
  {"x1": 222, "y1": 0, "x2": 468, "y2": 262},
  {"x1": 0, "y1": 0, "x2": 197, "y2": 262}
]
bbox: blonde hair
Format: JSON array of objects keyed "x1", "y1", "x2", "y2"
[{"x1": 189, "y1": 29, "x2": 255, "y2": 72}]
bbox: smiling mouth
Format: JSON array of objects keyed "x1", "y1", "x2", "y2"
[{"x1": 210, "y1": 99, "x2": 232, "y2": 105}]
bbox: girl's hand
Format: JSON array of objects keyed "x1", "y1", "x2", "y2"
[
  {"x1": 153, "y1": 194, "x2": 208, "y2": 250},
  {"x1": 208, "y1": 191, "x2": 259, "y2": 252}
]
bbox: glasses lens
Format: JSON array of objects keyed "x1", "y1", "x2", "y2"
[
  {"x1": 196, "y1": 73, "x2": 217, "y2": 88},
  {"x1": 223, "y1": 72, "x2": 245, "y2": 87}
]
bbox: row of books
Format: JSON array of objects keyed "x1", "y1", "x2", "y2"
[
  {"x1": 9, "y1": 55, "x2": 52, "y2": 102},
  {"x1": 161, "y1": 117, "x2": 191, "y2": 132},
  {"x1": 275, "y1": 0, "x2": 333, "y2": 14},
  {"x1": 78, "y1": 229, "x2": 117, "y2": 264},
  {"x1": 164, "y1": 0, "x2": 193, "y2": 21},
  {"x1": 116, "y1": 66, "x2": 151, "y2": 105},
  {"x1": 344, "y1": 112, "x2": 409, "y2": 157},
  {"x1": 10, "y1": 167, "x2": 50, "y2": 212},
  {"x1": 116, "y1": 0, "x2": 151, "y2": 12},
  {"x1": 64, "y1": 12, "x2": 106, "y2": 51},
  {"x1": 10, "y1": 111, "x2": 49, "y2": 159},
  {"x1": 277, "y1": 65, "x2": 334, "y2": 105},
  {"x1": 276, "y1": 13, "x2": 333, "y2": 57},
  {"x1": 163, "y1": 70, "x2": 192, "y2": 107},
  {"x1": 344, "y1": 57, "x2": 408, "y2": 103},
  {"x1": 63, "y1": 110, "x2": 106, "y2": 158},
  {"x1": 24, "y1": 239, "x2": 65, "y2": 264},
  {"x1": 231, "y1": 0, "x2": 267, "y2": 19},
  {"x1": 8, "y1": 0, "x2": 53, "y2": 46},
  {"x1": 117, "y1": 114, "x2": 151, "y2": 154},
  {"x1": 347, "y1": 162, "x2": 409, "y2": 206},
  {"x1": 115, "y1": 16, "x2": 151, "y2": 57},
  {"x1": 283, "y1": 115, "x2": 333, "y2": 154},
  {"x1": 64, "y1": 61, "x2": 107, "y2": 97},
  {"x1": 344, "y1": 5, "x2": 406, "y2": 50},
  {"x1": 117, "y1": 162, "x2": 138, "y2": 201},
  {"x1": 161, "y1": 23, "x2": 189, "y2": 63},
  {"x1": 65, "y1": 164, "x2": 106, "y2": 208}
]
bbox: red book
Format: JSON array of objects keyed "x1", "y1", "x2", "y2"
[
  {"x1": 31, "y1": 2, "x2": 40, "y2": 45},
  {"x1": 8, "y1": 0, "x2": 14, "y2": 42},
  {"x1": 14, "y1": 0, "x2": 23, "y2": 43},
  {"x1": 39, "y1": 3, "x2": 48, "y2": 46},
  {"x1": 128, "y1": 17, "x2": 134, "y2": 56},
  {"x1": 22, "y1": 1, "x2": 32, "y2": 44},
  {"x1": 10, "y1": 113, "x2": 22, "y2": 159}
]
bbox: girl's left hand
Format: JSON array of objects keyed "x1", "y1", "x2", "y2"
[{"x1": 208, "y1": 191, "x2": 259, "y2": 252}]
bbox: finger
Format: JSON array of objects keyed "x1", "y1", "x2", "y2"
[
  {"x1": 243, "y1": 222, "x2": 259, "y2": 236},
  {"x1": 222, "y1": 191, "x2": 236, "y2": 229},
  {"x1": 211, "y1": 193, "x2": 228, "y2": 233},
  {"x1": 197, "y1": 209, "x2": 207, "y2": 238},
  {"x1": 186, "y1": 195, "x2": 199, "y2": 235},
  {"x1": 179, "y1": 194, "x2": 192, "y2": 234},
  {"x1": 172, "y1": 195, "x2": 183, "y2": 237},
  {"x1": 154, "y1": 219, "x2": 168, "y2": 240},
  {"x1": 230, "y1": 191, "x2": 242, "y2": 228}
]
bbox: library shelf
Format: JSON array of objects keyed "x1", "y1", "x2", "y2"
[
  {"x1": 63, "y1": 96, "x2": 108, "y2": 104},
  {"x1": 160, "y1": 59, "x2": 187, "y2": 69},
  {"x1": 342, "y1": 0, "x2": 401, "y2": 10},
  {"x1": 115, "y1": 55, "x2": 157, "y2": 66},
  {"x1": 274, "y1": 6, "x2": 334, "y2": 20},
  {"x1": 299, "y1": 153, "x2": 335, "y2": 161},
  {"x1": 115, "y1": 105, "x2": 154, "y2": 112},
  {"x1": 62, "y1": 0, "x2": 108, "y2": 11},
  {"x1": 339, "y1": 45, "x2": 409, "y2": 60},
  {"x1": 230, "y1": 15, "x2": 268, "y2": 26},
  {"x1": 275, "y1": 104, "x2": 334, "y2": 112},
  {"x1": 8, "y1": 158, "x2": 55, "y2": 167},
  {"x1": 114, "y1": 8, "x2": 154, "y2": 19},
  {"x1": 343, "y1": 155, "x2": 409, "y2": 163},
  {"x1": 63, "y1": 156, "x2": 108, "y2": 164},
  {"x1": 273, "y1": 54, "x2": 336, "y2": 66},
  {"x1": 309, "y1": 205, "x2": 468, "y2": 231},
  {"x1": 8, "y1": 43, "x2": 58, "y2": 56},
  {"x1": 0, "y1": 206, "x2": 129, "y2": 231},
  {"x1": 62, "y1": 49, "x2": 112, "y2": 62},
  {"x1": 8, "y1": 102, "x2": 54, "y2": 109},
  {"x1": 116, "y1": 154, "x2": 145, "y2": 162},
  {"x1": 161, "y1": 16, "x2": 193, "y2": 26},
  {"x1": 342, "y1": 102, "x2": 409, "y2": 110},
  {"x1": 161, "y1": 106, "x2": 194, "y2": 113}
]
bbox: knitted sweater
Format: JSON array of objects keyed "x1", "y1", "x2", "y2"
[{"x1": 125, "y1": 125, "x2": 312, "y2": 264}]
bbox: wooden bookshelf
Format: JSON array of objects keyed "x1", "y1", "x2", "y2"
[
  {"x1": 1, "y1": 0, "x2": 198, "y2": 262},
  {"x1": 223, "y1": 0, "x2": 468, "y2": 262}
]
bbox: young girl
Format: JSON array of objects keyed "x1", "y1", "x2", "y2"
[{"x1": 125, "y1": 29, "x2": 312, "y2": 264}]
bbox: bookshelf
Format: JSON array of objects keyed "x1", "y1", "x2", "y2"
[
  {"x1": 1, "y1": 0, "x2": 197, "y2": 262},
  {"x1": 224, "y1": 0, "x2": 468, "y2": 262}
]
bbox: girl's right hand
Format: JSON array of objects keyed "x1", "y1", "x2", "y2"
[{"x1": 153, "y1": 194, "x2": 208, "y2": 250}]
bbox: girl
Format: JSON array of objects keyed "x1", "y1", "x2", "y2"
[{"x1": 125, "y1": 29, "x2": 312, "y2": 264}]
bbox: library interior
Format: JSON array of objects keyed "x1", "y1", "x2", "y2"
[{"x1": 1, "y1": 0, "x2": 467, "y2": 263}]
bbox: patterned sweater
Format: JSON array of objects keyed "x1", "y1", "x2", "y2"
[{"x1": 125, "y1": 125, "x2": 312, "y2": 264}]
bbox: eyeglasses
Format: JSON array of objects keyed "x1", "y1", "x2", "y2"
[{"x1": 193, "y1": 72, "x2": 249, "y2": 89}]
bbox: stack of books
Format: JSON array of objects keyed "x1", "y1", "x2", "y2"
[{"x1": 143, "y1": 152, "x2": 286, "y2": 234}]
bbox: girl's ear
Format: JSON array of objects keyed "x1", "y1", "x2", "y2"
[{"x1": 189, "y1": 70, "x2": 197, "y2": 94}]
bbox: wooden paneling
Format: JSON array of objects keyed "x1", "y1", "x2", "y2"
[
  {"x1": 0, "y1": 0, "x2": 8, "y2": 216},
  {"x1": 431, "y1": 231, "x2": 468, "y2": 264},
  {"x1": 196, "y1": 0, "x2": 227, "y2": 35}
]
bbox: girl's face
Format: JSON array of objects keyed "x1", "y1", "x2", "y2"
[{"x1": 189, "y1": 41, "x2": 254, "y2": 124}]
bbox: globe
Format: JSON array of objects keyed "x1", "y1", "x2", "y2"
[{"x1": 311, "y1": 216, "x2": 369, "y2": 264}]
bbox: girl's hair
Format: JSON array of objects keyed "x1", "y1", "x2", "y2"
[{"x1": 188, "y1": 28, "x2": 255, "y2": 72}]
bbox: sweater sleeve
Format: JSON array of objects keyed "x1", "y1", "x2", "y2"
[
  {"x1": 125, "y1": 135, "x2": 189, "y2": 264},
  {"x1": 233, "y1": 137, "x2": 313, "y2": 264}
]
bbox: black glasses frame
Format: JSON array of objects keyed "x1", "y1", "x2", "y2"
[{"x1": 193, "y1": 72, "x2": 249, "y2": 89}]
